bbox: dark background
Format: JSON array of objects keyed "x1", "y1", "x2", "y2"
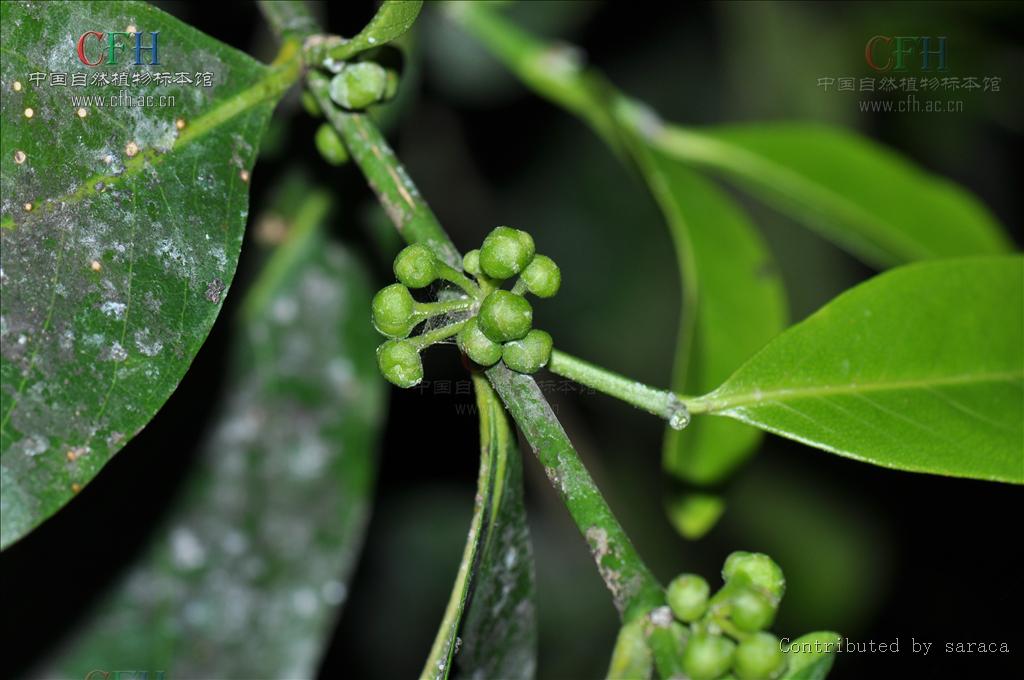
[{"x1": 3, "y1": 2, "x2": 1022, "y2": 679}]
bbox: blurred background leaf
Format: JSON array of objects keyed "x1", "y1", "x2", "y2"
[{"x1": 35, "y1": 183, "x2": 384, "y2": 679}]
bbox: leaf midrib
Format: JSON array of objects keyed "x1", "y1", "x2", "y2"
[{"x1": 693, "y1": 369, "x2": 1022, "y2": 414}]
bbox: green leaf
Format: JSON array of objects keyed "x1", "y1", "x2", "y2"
[
  {"x1": 0, "y1": 0, "x2": 298, "y2": 549},
  {"x1": 781, "y1": 631, "x2": 842, "y2": 680},
  {"x1": 656, "y1": 123, "x2": 1012, "y2": 268},
  {"x1": 421, "y1": 373, "x2": 536, "y2": 680},
  {"x1": 331, "y1": 0, "x2": 423, "y2": 62},
  {"x1": 690, "y1": 256, "x2": 1024, "y2": 483},
  {"x1": 41, "y1": 193, "x2": 384, "y2": 678},
  {"x1": 633, "y1": 153, "x2": 786, "y2": 488}
]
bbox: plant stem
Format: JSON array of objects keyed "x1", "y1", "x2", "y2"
[
  {"x1": 257, "y1": 0, "x2": 320, "y2": 42},
  {"x1": 270, "y1": 1, "x2": 667, "y2": 620},
  {"x1": 436, "y1": 261, "x2": 482, "y2": 298},
  {"x1": 415, "y1": 298, "x2": 475, "y2": 317},
  {"x1": 486, "y1": 364, "x2": 664, "y2": 622},
  {"x1": 410, "y1": 319, "x2": 468, "y2": 350},
  {"x1": 307, "y1": 70, "x2": 464, "y2": 270},
  {"x1": 548, "y1": 349, "x2": 691, "y2": 428}
]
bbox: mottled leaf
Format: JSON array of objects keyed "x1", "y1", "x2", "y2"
[
  {"x1": 40, "y1": 195, "x2": 384, "y2": 678},
  {"x1": 421, "y1": 373, "x2": 536, "y2": 680},
  {"x1": 0, "y1": 0, "x2": 299, "y2": 548},
  {"x1": 690, "y1": 257, "x2": 1024, "y2": 483},
  {"x1": 657, "y1": 123, "x2": 1012, "y2": 268}
]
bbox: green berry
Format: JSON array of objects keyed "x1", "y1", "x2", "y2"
[
  {"x1": 733, "y1": 633, "x2": 786, "y2": 680},
  {"x1": 383, "y1": 68, "x2": 400, "y2": 101},
  {"x1": 478, "y1": 290, "x2": 533, "y2": 343},
  {"x1": 520, "y1": 254, "x2": 561, "y2": 298},
  {"x1": 457, "y1": 318, "x2": 502, "y2": 366},
  {"x1": 722, "y1": 552, "x2": 786, "y2": 605},
  {"x1": 372, "y1": 283, "x2": 417, "y2": 338},
  {"x1": 730, "y1": 588, "x2": 776, "y2": 632},
  {"x1": 681, "y1": 633, "x2": 736, "y2": 680},
  {"x1": 315, "y1": 123, "x2": 349, "y2": 166},
  {"x1": 394, "y1": 244, "x2": 438, "y2": 288},
  {"x1": 301, "y1": 90, "x2": 322, "y2": 117},
  {"x1": 329, "y1": 62, "x2": 388, "y2": 110},
  {"x1": 479, "y1": 226, "x2": 535, "y2": 279},
  {"x1": 376, "y1": 340, "x2": 423, "y2": 388},
  {"x1": 463, "y1": 249, "x2": 481, "y2": 276},
  {"x1": 502, "y1": 329, "x2": 552, "y2": 373},
  {"x1": 667, "y1": 573, "x2": 710, "y2": 622}
]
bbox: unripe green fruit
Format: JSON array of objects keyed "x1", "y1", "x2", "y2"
[
  {"x1": 301, "y1": 90, "x2": 322, "y2": 117},
  {"x1": 520, "y1": 254, "x2": 561, "y2": 298},
  {"x1": 315, "y1": 123, "x2": 349, "y2": 166},
  {"x1": 667, "y1": 573, "x2": 710, "y2": 622},
  {"x1": 457, "y1": 318, "x2": 502, "y2": 367},
  {"x1": 502, "y1": 329, "x2": 552, "y2": 373},
  {"x1": 394, "y1": 244, "x2": 438, "y2": 288},
  {"x1": 479, "y1": 226, "x2": 535, "y2": 279},
  {"x1": 372, "y1": 283, "x2": 416, "y2": 338},
  {"x1": 463, "y1": 249, "x2": 481, "y2": 276},
  {"x1": 329, "y1": 62, "x2": 388, "y2": 110},
  {"x1": 478, "y1": 290, "x2": 533, "y2": 343},
  {"x1": 730, "y1": 588, "x2": 776, "y2": 632},
  {"x1": 722, "y1": 552, "x2": 786, "y2": 605},
  {"x1": 376, "y1": 340, "x2": 423, "y2": 388},
  {"x1": 681, "y1": 633, "x2": 736, "y2": 680},
  {"x1": 384, "y1": 68, "x2": 400, "y2": 101},
  {"x1": 733, "y1": 633, "x2": 786, "y2": 680}
]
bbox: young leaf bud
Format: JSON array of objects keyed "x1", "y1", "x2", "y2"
[
  {"x1": 457, "y1": 318, "x2": 503, "y2": 367},
  {"x1": 315, "y1": 123, "x2": 349, "y2": 166},
  {"x1": 371, "y1": 283, "x2": 416, "y2": 338},
  {"x1": 733, "y1": 633, "x2": 787, "y2": 680},
  {"x1": 681, "y1": 633, "x2": 736, "y2": 680},
  {"x1": 520, "y1": 254, "x2": 561, "y2": 298},
  {"x1": 394, "y1": 244, "x2": 438, "y2": 289},
  {"x1": 329, "y1": 62, "x2": 388, "y2": 110},
  {"x1": 478, "y1": 290, "x2": 533, "y2": 343},
  {"x1": 479, "y1": 226, "x2": 536, "y2": 279},
  {"x1": 463, "y1": 249, "x2": 481, "y2": 276},
  {"x1": 730, "y1": 588, "x2": 776, "y2": 632},
  {"x1": 722, "y1": 552, "x2": 786, "y2": 605},
  {"x1": 667, "y1": 573, "x2": 710, "y2": 623},
  {"x1": 383, "y1": 68, "x2": 400, "y2": 101},
  {"x1": 502, "y1": 329, "x2": 553, "y2": 373},
  {"x1": 376, "y1": 340, "x2": 423, "y2": 388}
]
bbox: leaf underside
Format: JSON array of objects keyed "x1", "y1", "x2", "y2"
[
  {"x1": 41, "y1": 222, "x2": 384, "y2": 679},
  {"x1": 0, "y1": 0, "x2": 287, "y2": 548},
  {"x1": 421, "y1": 374, "x2": 536, "y2": 680},
  {"x1": 700, "y1": 256, "x2": 1024, "y2": 483}
]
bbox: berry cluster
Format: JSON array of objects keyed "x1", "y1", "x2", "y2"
[
  {"x1": 663, "y1": 552, "x2": 790, "y2": 680},
  {"x1": 371, "y1": 227, "x2": 561, "y2": 388}
]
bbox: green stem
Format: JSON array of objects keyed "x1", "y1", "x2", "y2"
[
  {"x1": 415, "y1": 298, "x2": 475, "y2": 317},
  {"x1": 307, "y1": 70, "x2": 464, "y2": 270},
  {"x1": 409, "y1": 319, "x2": 468, "y2": 350},
  {"x1": 511, "y1": 278, "x2": 528, "y2": 295},
  {"x1": 436, "y1": 261, "x2": 482, "y2": 298},
  {"x1": 486, "y1": 364, "x2": 664, "y2": 621},
  {"x1": 282, "y1": 1, "x2": 666, "y2": 620},
  {"x1": 548, "y1": 350, "x2": 691, "y2": 429}
]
